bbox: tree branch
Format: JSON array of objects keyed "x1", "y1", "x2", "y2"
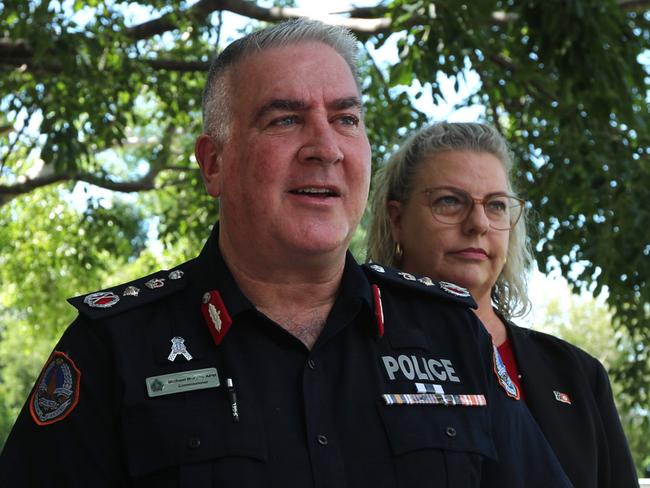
[
  {"x1": 125, "y1": 0, "x2": 393, "y2": 41},
  {"x1": 0, "y1": 167, "x2": 161, "y2": 207},
  {"x1": 0, "y1": 44, "x2": 210, "y2": 72},
  {"x1": 3, "y1": 0, "x2": 647, "y2": 75},
  {"x1": 125, "y1": 0, "x2": 647, "y2": 42},
  {"x1": 618, "y1": 0, "x2": 650, "y2": 9}
]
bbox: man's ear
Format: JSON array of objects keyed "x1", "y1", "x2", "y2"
[
  {"x1": 386, "y1": 200, "x2": 403, "y2": 243},
  {"x1": 195, "y1": 134, "x2": 223, "y2": 198}
]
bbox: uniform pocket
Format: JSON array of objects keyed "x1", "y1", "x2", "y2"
[
  {"x1": 123, "y1": 388, "x2": 267, "y2": 487},
  {"x1": 378, "y1": 403, "x2": 496, "y2": 487}
]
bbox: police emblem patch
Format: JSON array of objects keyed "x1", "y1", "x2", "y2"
[
  {"x1": 29, "y1": 351, "x2": 81, "y2": 426},
  {"x1": 492, "y1": 344, "x2": 520, "y2": 400}
]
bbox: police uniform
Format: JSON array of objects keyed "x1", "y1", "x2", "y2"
[
  {"x1": 0, "y1": 224, "x2": 572, "y2": 487},
  {"x1": 505, "y1": 321, "x2": 638, "y2": 488}
]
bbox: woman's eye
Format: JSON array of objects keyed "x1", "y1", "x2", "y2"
[
  {"x1": 487, "y1": 199, "x2": 507, "y2": 213},
  {"x1": 435, "y1": 195, "x2": 462, "y2": 207}
]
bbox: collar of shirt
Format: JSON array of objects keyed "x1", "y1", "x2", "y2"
[{"x1": 187, "y1": 221, "x2": 376, "y2": 348}]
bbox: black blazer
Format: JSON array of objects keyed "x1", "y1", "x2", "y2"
[{"x1": 507, "y1": 321, "x2": 638, "y2": 488}]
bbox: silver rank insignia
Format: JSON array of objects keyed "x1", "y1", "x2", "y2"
[
  {"x1": 417, "y1": 276, "x2": 435, "y2": 286},
  {"x1": 369, "y1": 264, "x2": 385, "y2": 273},
  {"x1": 123, "y1": 286, "x2": 140, "y2": 297},
  {"x1": 397, "y1": 272, "x2": 416, "y2": 281},
  {"x1": 439, "y1": 280, "x2": 471, "y2": 297},
  {"x1": 84, "y1": 291, "x2": 120, "y2": 308},
  {"x1": 145, "y1": 278, "x2": 165, "y2": 289},
  {"x1": 167, "y1": 336, "x2": 193, "y2": 362},
  {"x1": 168, "y1": 270, "x2": 184, "y2": 280}
]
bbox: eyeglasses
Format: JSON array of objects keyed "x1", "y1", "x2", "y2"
[{"x1": 422, "y1": 187, "x2": 525, "y2": 231}]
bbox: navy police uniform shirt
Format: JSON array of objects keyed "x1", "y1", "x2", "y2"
[{"x1": 0, "y1": 224, "x2": 572, "y2": 487}]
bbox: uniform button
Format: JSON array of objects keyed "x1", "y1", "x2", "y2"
[
  {"x1": 307, "y1": 359, "x2": 316, "y2": 370},
  {"x1": 445, "y1": 427, "x2": 457, "y2": 438},
  {"x1": 317, "y1": 434, "x2": 328, "y2": 446},
  {"x1": 188, "y1": 437, "x2": 201, "y2": 449}
]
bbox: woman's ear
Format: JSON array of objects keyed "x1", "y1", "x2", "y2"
[
  {"x1": 195, "y1": 134, "x2": 223, "y2": 198},
  {"x1": 387, "y1": 200, "x2": 403, "y2": 243}
]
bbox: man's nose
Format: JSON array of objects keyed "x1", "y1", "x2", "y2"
[{"x1": 298, "y1": 119, "x2": 344, "y2": 165}]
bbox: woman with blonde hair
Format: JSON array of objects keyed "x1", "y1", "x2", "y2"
[{"x1": 367, "y1": 121, "x2": 637, "y2": 488}]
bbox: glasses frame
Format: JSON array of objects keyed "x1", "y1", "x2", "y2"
[{"x1": 422, "y1": 186, "x2": 525, "y2": 231}]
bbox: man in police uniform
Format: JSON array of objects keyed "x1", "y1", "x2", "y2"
[{"x1": 0, "y1": 20, "x2": 572, "y2": 487}]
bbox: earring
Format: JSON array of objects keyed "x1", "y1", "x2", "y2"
[{"x1": 395, "y1": 242, "x2": 403, "y2": 261}]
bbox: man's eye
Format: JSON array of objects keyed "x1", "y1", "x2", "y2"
[
  {"x1": 336, "y1": 115, "x2": 359, "y2": 127},
  {"x1": 271, "y1": 115, "x2": 299, "y2": 127}
]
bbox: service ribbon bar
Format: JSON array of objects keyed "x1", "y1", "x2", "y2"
[{"x1": 382, "y1": 393, "x2": 486, "y2": 407}]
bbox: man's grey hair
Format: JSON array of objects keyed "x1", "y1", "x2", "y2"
[
  {"x1": 366, "y1": 122, "x2": 533, "y2": 319},
  {"x1": 202, "y1": 19, "x2": 361, "y2": 142}
]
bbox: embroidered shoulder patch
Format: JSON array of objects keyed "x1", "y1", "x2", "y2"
[
  {"x1": 30, "y1": 351, "x2": 81, "y2": 426},
  {"x1": 492, "y1": 344, "x2": 520, "y2": 400}
]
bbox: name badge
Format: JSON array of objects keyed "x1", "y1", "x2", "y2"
[{"x1": 146, "y1": 368, "x2": 220, "y2": 397}]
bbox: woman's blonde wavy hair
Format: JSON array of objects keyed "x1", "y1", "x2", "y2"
[{"x1": 366, "y1": 122, "x2": 533, "y2": 319}]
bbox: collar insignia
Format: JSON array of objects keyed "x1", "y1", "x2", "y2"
[
  {"x1": 201, "y1": 291, "x2": 232, "y2": 345},
  {"x1": 372, "y1": 284, "x2": 384, "y2": 337}
]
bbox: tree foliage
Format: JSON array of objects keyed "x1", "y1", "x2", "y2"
[
  {"x1": 1, "y1": 0, "x2": 649, "y2": 452},
  {"x1": 537, "y1": 287, "x2": 650, "y2": 476}
]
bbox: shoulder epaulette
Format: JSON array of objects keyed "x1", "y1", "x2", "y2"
[
  {"x1": 362, "y1": 262, "x2": 477, "y2": 309},
  {"x1": 68, "y1": 263, "x2": 192, "y2": 320}
]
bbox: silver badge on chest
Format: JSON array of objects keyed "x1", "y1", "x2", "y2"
[{"x1": 167, "y1": 336, "x2": 193, "y2": 362}]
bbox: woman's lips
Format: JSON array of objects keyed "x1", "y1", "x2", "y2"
[{"x1": 452, "y1": 248, "x2": 488, "y2": 260}]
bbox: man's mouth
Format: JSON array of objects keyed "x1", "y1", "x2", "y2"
[{"x1": 290, "y1": 187, "x2": 340, "y2": 197}]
